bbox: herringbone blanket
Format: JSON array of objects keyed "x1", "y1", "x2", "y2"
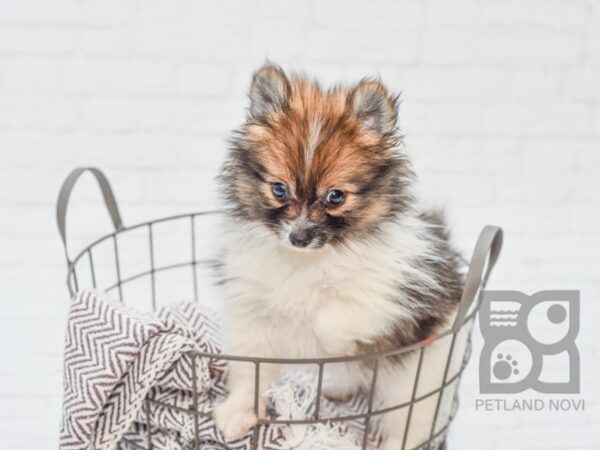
[{"x1": 60, "y1": 290, "x2": 444, "y2": 450}]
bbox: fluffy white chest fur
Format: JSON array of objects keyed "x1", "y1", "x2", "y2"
[
  {"x1": 218, "y1": 214, "x2": 437, "y2": 359},
  {"x1": 214, "y1": 213, "x2": 461, "y2": 450}
]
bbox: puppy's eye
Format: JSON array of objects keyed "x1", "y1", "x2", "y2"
[
  {"x1": 324, "y1": 189, "x2": 345, "y2": 207},
  {"x1": 271, "y1": 182, "x2": 289, "y2": 200}
]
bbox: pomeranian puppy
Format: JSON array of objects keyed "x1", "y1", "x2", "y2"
[{"x1": 213, "y1": 64, "x2": 464, "y2": 449}]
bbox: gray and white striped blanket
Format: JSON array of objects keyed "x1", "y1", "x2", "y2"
[{"x1": 61, "y1": 290, "x2": 405, "y2": 450}]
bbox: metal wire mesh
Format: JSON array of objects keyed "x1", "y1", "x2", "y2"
[{"x1": 58, "y1": 168, "x2": 501, "y2": 450}]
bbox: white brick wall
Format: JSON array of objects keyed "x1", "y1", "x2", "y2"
[{"x1": 1, "y1": 0, "x2": 599, "y2": 448}]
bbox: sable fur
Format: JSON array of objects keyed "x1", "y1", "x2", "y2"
[{"x1": 214, "y1": 64, "x2": 465, "y2": 449}]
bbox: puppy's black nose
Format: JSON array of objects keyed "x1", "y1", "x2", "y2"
[{"x1": 289, "y1": 229, "x2": 313, "y2": 248}]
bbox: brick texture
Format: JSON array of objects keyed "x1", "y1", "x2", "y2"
[{"x1": 0, "y1": 0, "x2": 598, "y2": 448}]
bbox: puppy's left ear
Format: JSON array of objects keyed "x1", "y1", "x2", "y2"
[{"x1": 349, "y1": 80, "x2": 398, "y2": 134}]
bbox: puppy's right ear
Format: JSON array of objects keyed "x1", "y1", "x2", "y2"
[{"x1": 249, "y1": 64, "x2": 290, "y2": 119}]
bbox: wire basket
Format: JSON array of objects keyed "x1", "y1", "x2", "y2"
[{"x1": 57, "y1": 167, "x2": 503, "y2": 450}]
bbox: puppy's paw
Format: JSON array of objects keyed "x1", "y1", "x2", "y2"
[
  {"x1": 321, "y1": 373, "x2": 358, "y2": 402},
  {"x1": 213, "y1": 398, "x2": 258, "y2": 441},
  {"x1": 322, "y1": 382, "x2": 353, "y2": 402}
]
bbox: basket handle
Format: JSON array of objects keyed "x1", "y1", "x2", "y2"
[
  {"x1": 56, "y1": 167, "x2": 123, "y2": 265},
  {"x1": 452, "y1": 225, "x2": 503, "y2": 332}
]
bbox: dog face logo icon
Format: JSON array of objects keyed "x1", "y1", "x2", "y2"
[{"x1": 479, "y1": 290, "x2": 580, "y2": 394}]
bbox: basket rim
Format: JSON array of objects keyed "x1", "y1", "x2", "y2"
[
  {"x1": 66, "y1": 209, "x2": 221, "y2": 269},
  {"x1": 65, "y1": 210, "x2": 480, "y2": 364}
]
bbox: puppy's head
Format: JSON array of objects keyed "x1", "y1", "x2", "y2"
[{"x1": 221, "y1": 64, "x2": 413, "y2": 250}]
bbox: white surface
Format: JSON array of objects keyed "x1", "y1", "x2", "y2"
[{"x1": 0, "y1": 0, "x2": 599, "y2": 448}]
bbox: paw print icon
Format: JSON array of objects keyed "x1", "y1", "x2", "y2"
[
  {"x1": 493, "y1": 353, "x2": 519, "y2": 380},
  {"x1": 479, "y1": 290, "x2": 579, "y2": 394}
]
